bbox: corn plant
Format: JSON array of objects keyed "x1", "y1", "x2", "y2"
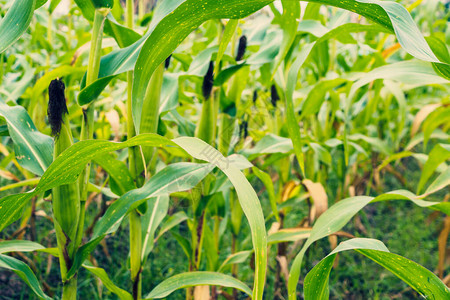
[{"x1": 0, "y1": 0, "x2": 449, "y2": 299}]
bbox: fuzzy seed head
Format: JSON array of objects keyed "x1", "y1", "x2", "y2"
[
  {"x1": 48, "y1": 79, "x2": 67, "y2": 137},
  {"x1": 271, "y1": 84, "x2": 279, "y2": 107},
  {"x1": 202, "y1": 61, "x2": 214, "y2": 100},
  {"x1": 236, "y1": 35, "x2": 247, "y2": 61}
]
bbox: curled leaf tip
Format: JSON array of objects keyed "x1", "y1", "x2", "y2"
[{"x1": 48, "y1": 78, "x2": 67, "y2": 137}]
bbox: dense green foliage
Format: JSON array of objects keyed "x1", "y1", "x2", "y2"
[{"x1": 0, "y1": 0, "x2": 449, "y2": 299}]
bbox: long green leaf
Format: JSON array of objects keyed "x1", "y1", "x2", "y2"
[
  {"x1": 0, "y1": 0, "x2": 35, "y2": 53},
  {"x1": 288, "y1": 190, "x2": 450, "y2": 299},
  {"x1": 145, "y1": 271, "x2": 252, "y2": 298},
  {"x1": 173, "y1": 137, "x2": 267, "y2": 300},
  {"x1": 304, "y1": 238, "x2": 450, "y2": 300},
  {"x1": 0, "y1": 254, "x2": 51, "y2": 300},
  {"x1": 83, "y1": 263, "x2": 133, "y2": 300},
  {"x1": 67, "y1": 163, "x2": 212, "y2": 277},
  {"x1": 0, "y1": 134, "x2": 173, "y2": 232},
  {"x1": 0, "y1": 103, "x2": 53, "y2": 176}
]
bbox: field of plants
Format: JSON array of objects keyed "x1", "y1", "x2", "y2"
[{"x1": 0, "y1": 0, "x2": 449, "y2": 299}]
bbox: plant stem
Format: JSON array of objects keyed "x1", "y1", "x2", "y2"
[
  {"x1": 125, "y1": 2, "x2": 143, "y2": 299},
  {"x1": 62, "y1": 276, "x2": 77, "y2": 300},
  {"x1": 130, "y1": 210, "x2": 142, "y2": 300}
]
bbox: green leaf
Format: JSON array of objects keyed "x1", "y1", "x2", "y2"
[
  {"x1": 67, "y1": 162, "x2": 212, "y2": 277},
  {"x1": 423, "y1": 167, "x2": 450, "y2": 197},
  {"x1": 0, "y1": 254, "x2": 51, "y2": 300},
  {"x1": 83, "y1": 263, "x2": 133, "y2": 300},
  {"x1": 285, "y1": 43, "x2": 316, "y2": 176},
  {"x1": 218, "y1": 250, "x2": 252, "y2": 272},
  {"x1": 252, "y1": 167, "x2": 279, "y2": 222},
  {"x1": 145, "y1": 272, "x2": 252, "y2": 298},
  {"x1": 288, "y1": 190, "x2": 450, "y2": 299},
  {"x1": 94, "y1": 154, "x2": 135, "y2": 196},
  {"x1": 268, "y1": 228, "x2": 311, "y2": 244},
  {"x1": 417, "y1": 144, "x2": 450, "y2": 194},
  {"x1": 141, "y1": 195, "x2": 169, "y2": 260},
  {"x1": 214, "y1": 19, "x2": 238, "y2": 75},
  {"x1": 0, "y1": 134, "x2": 174, "y2": 232},
  {"x1": 304, "y1": 238, "x2": 388, "y2": 300},
  {"x1": 272, "y1": 0, "x2": 300, "y2": 76},
  {"x1": 173, "y1": 137, "x2": 267, "y2": 300},
  {"x1": 304, "y1": 238, "x2": 450, "y2": 300},
  {"x1": 132, "y1": 0, "x2": 273, "y2": 131},
  {"x1": 0, "y1": 103, "x2": 53, "y2": 176},
  {"x1": 0, "y1": 0, "x2": 35, "y2": 53},
  {"x1": 155, "y1": 211, "x2": 188, "y2": 242}
]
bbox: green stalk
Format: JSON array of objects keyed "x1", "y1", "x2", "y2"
[
  {"x1": 129, "y1": 210, "x2": 142, "y2": 299},
  {"x1": 77, "y1": 8, "x2": 109, "y2": 249},
  {"x1": 125, "y1": 2, "x2": 145, "y2": 299}
]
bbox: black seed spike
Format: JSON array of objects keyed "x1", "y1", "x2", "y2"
[
  {"x1": 202, "y1": 61, "x2": 214, "y2": 100},
  {"x1": 253, "y1": 90, "x2": 258, "y2": 104},
  {"x1": 48, "y1": 79, "x2": 67, "y2": 137},
  {"x1": 240, "y1": 120, "x2": 248, "y2": 139},
  {"x1": 271, "y1": 84, "x2": 279, "y2": 107},
  {"x1": 236, "y1": 35, "x2": 247, "y2": 61},
  {"x1": 165, "y1": 54, "x2": 172, "y2": 69}
]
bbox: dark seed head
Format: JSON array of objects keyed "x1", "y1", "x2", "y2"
[
  {"x1": 236, "y1": 35, "x2": 247, "y2": 61},
  {"x1": 165, "y1": 55, "x2": 172, "y2": 69},
  {"x1": 253, "y1": 90, "x2": 258, "y2": 104},
  {"x1": 48, "y1": 79, "x2": 67, "y2": 137},
  {"x1": 202, "y1": 61, "x2": 214, "y2": 100},
  {"x1": 271, "y1": 84, "x2": 279, "y2": 107},
  {"x1": 239, "y1": 120, "x2": 248, "y2": 139}
]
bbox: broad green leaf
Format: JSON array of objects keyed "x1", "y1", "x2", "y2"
[
  {"x1": 288, "y1": 190, "x2": 450, "y2": 299},
  {"x1": 174, "y1": 137, "x2": 267, "y2": 300},
  {"x1": 0, "y1": 134, "x2": 174, "y2": 232},
  {"x1": 0, "y1": 0, "x2": 35, "y2": 53},
  {"x1": 145, "y1": 272, "x2": 252, "y2": 298},
  {"x1": 0, "y1": 103, "x2": 53, "y2": 176},
  {"x1": 417, "y1": 144, "x2": 450, "y2": 194},
  {"x1": 68, "y1": 163, "x2": 212, "y2": 277},
  {"x1": 304, "y1": 238, "x2": 450, "y2": 300},
  {"x1": 0, "y1": 240, "x2": 56, "y2": 256},
  {"x1": 304, "y1": 238, "x2": 388, "y2": 300},
  {"x1": 83, "y1": 263, "x2": 133, "y2": 300},
  {"x1": 0, "y1": 254, "x2": 51, "y2": 300},
  {"x1": 78, "y1": 0, "x2": 448, "y2": 112}
]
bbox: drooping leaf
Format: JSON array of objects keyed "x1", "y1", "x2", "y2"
[
  {"x1": 145, "y1": 272, "x2": 252, "y2": 298},
  {"x1": 0, "y1": 103, "x2": 53, "y2": 176},
  {"x1": 304, "y1": 238, "x2": 450, "y2": 300},
  {"x1": 174, "y1": 137, "x2": 267, "y2": 300},
  {"x1": 0, "y1": 254, "x2": 51, "y2": 300}
]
